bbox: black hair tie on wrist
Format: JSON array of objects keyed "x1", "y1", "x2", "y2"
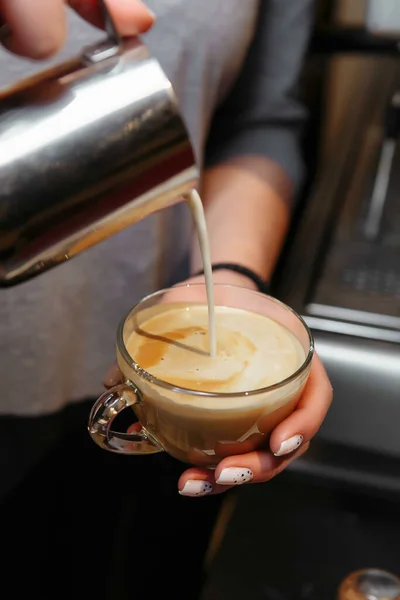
[{"x1": 194, "y1": 263, "x2": 270, "y2": 295}]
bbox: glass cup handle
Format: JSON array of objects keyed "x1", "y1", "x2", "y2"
[{"x1": 87, "y1": 384, "x2": 164, "y2": 455}]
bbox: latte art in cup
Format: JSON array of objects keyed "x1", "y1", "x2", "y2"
[{"x1": 127, "y1": 303, "x2": 305, "y2": 395}]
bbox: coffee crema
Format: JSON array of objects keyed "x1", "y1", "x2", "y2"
[{"x1": 126, "y1": 303, "x2": 305, "y2": 394}]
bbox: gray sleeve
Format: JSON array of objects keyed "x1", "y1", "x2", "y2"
[{"x1": 205, "y1": 0, "x2": 315, "y2": 198}]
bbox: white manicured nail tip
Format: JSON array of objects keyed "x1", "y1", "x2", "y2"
[
  {"x1": 216, "y1": 468, "x2": 253, "y2": 485},
  {"x1": 179, "y1": 480, "x2": 213, "y2": 497},
  {"x1": 274, "y1": 434, "x2": 303, "y2": 457}
]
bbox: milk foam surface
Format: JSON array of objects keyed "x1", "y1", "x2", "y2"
[{"x1": 126, "y1": 304, "x2": 305, "y2": 393}]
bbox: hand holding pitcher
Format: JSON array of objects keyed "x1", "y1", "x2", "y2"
[{"x1": 0, "y1": 0, "x2": 154, "y2": 58}]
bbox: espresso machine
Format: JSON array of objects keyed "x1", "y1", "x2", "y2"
[{"x1": 276, "y1": 0, "x2": 400, "y2": 494}]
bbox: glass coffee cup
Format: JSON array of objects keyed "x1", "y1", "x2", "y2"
[{"x1": 88, "y1": 283, "x2": 314, "y2": 468}]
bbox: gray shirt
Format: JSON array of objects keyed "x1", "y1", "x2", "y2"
[{"x1": 0, "y1": 0, "x2": 313, "y2": 416}]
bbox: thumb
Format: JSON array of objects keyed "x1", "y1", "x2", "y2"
[
  {"x1": 69, "y1": 0, "x2": 155, "y2": 36},
  {"x1": 0, "y1": 0, "x2": 67, "y2": 59},
  {"x1": 0, "y1": 0, "x2": 155, "y2": 60}
]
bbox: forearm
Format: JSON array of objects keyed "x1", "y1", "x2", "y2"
[{"x1": 190, "y1": 157, "x2": 293, "y2": 282}]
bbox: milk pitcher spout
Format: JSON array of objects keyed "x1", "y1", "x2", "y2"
[{"x1": 0, "y1": 4, "x2": 198, "y2": 287}]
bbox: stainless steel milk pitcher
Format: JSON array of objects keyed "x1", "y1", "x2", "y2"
[{"x1": 0, "y1": 1, "x2": 198, "y2": 286}]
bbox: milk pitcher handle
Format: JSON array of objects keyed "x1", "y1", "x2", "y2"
[{"x1": 88, "y1": 384, "x2": 164, "y2": 454}]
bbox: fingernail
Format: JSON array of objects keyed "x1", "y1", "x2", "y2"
[
  {"x1": 179, "y1": 480, "x2": 213, "y2": 497},
  {"x1": 104, "y1": 378, "x2": 119, "y2": 389},
  {"x1": 216, "y1": 468, "x2": 253, "y2": 486},
  {"x1": 103, "y1": 367, "x2": 121, "y2": 389},
  {"x1": 274, "y1": 434, "x2": 303, "y2": 457}
]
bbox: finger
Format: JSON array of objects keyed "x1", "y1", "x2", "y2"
[
  {"x1": 178, "y1": 468, "x2": 221, "y2": 498},
  {"x1": 69, "y1": 0, "x2": 155, "y2": 36},
  {"x1": 269, "y1": 354, "x2": 333, "y2": 457},
  {"x1": 215, "y1": 443, "x2": 310, "y2": 487},
  {"x1": 103, "y1": 363, "x2": 123, "y2": 388},
  {"x1": 178, "y1": 443, "x2": 310, "y2": 497},
  {"x1": 0, "y1": 0, "x2": 67, "y2": 59},
  {"x1": 127, "y1": 422, "x2": 142, "y2": 434}
]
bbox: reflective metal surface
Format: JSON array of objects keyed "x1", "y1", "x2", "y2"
[
  {"x1": 0, "y1": 37, "x2": 198, "y2": 286},
  {"x1": 338, "y1": 569, "x2": 400, "y2": 600},
  {"x1": 311, "y1": 330, "x2": 400, "y2": 456},
  {"x1": 308, "y1": 82, "x2": 400, "y2": 329},
  {"x1": 364, "y1": 137, "x2": 396, "y2": 240},
  {"x1": 276, "y1": 56, "x2": 400, "y2": 466}
]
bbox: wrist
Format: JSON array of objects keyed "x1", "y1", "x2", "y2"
[
  {"x1": 188, "y1": 271, "x2": 258, "y2": 290},
  {"x1": 190, "y1": 265, "x2": 267, "y2": 292},
  {"x1": 211, "y1": 269, "x2": 259, "y2": 290}
]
